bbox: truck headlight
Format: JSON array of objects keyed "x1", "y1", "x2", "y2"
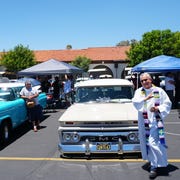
[
  {"x1": 72, "y1": 133, "x2": 80, "y2": 142},
  {"x1": 63, "y1": 133, "x2": 71, "y2": 141},
  {"x1": 127, "y1": 132, "x2": 139, "y2": 142},
  {"x1": 62, "y1": 132, "x2": 80, "y2": 143}
]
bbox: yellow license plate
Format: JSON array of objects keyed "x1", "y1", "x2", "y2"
[{"x1": 96, "y1": 143, "x2": 111, "y2": 151}]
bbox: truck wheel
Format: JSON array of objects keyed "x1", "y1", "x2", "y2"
[{"x1": 0, "y1": 121, "x2": 11, "y2": 145}]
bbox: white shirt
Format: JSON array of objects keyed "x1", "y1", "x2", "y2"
[
  {"x1": 63, "y1": 80, "x2": 72, "y2": 94},
  {"x1": 20, "y1": 87, "x2": 39, "y2": 105}
]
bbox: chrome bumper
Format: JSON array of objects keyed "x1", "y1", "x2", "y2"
[
  {"x1": 58, "y1": 140, "x2": 140, "y2": 155},
  {"x1": 58, "y1": 129, "x2": 140, "y2": 156}
]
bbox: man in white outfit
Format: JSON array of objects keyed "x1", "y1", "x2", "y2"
[{"x1": 132, "y1": 73, "x2": 172, "y2": 179}]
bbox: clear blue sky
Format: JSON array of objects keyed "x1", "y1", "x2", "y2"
[{"x1": 0, "y1": 0, "x2": 179, "y2": 51}]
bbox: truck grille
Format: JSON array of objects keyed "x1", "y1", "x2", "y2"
[{"x1": 81, "y1": 135, "x2": 127, "y2": 142}]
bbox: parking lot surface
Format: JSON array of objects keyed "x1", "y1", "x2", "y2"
[{"x1": 0, "y1": 109, "x2": 179, "y2": 180}]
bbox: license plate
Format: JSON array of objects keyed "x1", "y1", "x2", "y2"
[{"x1": 96, "y1": 143, "x2": 111, "y2": 151}]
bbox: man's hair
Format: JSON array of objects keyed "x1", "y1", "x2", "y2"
[
  {"x1": 25, "y1": 80, "x2": 32, "y2": 85},
  {"x1": 140, "y1": 73, "x2": 152, "y2": 80}
]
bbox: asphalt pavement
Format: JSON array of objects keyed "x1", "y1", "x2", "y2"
[{"x1": 0, "y1": 108, "x2": 179, "y2": 180}]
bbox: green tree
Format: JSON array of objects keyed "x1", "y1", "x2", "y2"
[
  {"x1": 66, "y1": 44, "x2": 72, "y2": 49},
  {"x1": 70, "y1": 56, "x2": 91, "y2": 72},
  {"x1": 0, "y1": 44, "x2": 36, "y2": 73},
  {"x1": 116, "y1": 40, "x2": 130, "y2": 46},
  {"x1": 172, "y1": 31, "x2": 180, "y2": 57},
  {"x1": 127, "y1": 29, "x2": 180, "y2": 66}
]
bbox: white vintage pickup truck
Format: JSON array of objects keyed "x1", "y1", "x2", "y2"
[{"x1": 58, "y1": 78, "x2": 140, "y2": 157}]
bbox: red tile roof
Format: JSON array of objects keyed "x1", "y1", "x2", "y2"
[{"x1": 34, "y1": 46, "x2": 130, "y2": 62}]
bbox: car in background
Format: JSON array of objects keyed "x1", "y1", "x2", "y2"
[
  {"x1": 74, "y1": 77, "x2": 89, "y2": 88},
  {"x1": 0, "y1": 82, "x2": 47, "y2": 144},
  {"x1": 0, "y1": 77, "x2": 10, "y2": 83},
  {"x1": 99, "y1": 74, "x2": 112, "y2": 78},
  {"x1": 58, "y1": 78, "x2": 140, "y2": 158},
  {"x1": 9, "y1": 79, "x2": 18, "y2": 83},
  {"x1": 159, "y1": 75, "x2": 165, "y2": 89}
]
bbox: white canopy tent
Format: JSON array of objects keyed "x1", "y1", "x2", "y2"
[{"x1": 18, "y1": 59, "x2": 83, "y2": 76}]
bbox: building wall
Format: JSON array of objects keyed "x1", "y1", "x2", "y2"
[{"x1": 89, "y1": 62, "x2": 127, "y2": 78}]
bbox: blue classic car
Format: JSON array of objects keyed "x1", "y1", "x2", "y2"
[{"x1": 0, "y1": 82, "x2": 47, "y2": 144}]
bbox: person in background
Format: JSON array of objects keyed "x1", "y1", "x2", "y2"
[
  {"x1": 132, "y1": 73, "x2": 172, "y2": 179},
  {"x1": 165, "y1": 72, "x2": 175, "y2": 108},
  {"x1": 63, "y1": 75, "x2": 72, "y2": 107},
  {"x1": 131, "y1": 73, "x2": 141, "y2": 90},
  {"x1": 41, "y1": 76, "x2": 51, "y2": 93},
  {"x1": 52, "y1": 76, "x2": 60, "y2": 100},
  {"x1": 153, "y1": 74, "x2": 161, "y2": 87},
  {"x1": 20, "y1": 81, "x2": 43, "y2": 132},
  {"x1": 175, "y1": 72, "x2": 180, "y2": 109}
]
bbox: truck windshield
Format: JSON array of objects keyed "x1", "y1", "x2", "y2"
[
  {"x1": 75, "y1": 86, "x2": 134, "y2": 103},
  {"x1": 0, "y1": 88, "x2": 15, "y2": 101}
]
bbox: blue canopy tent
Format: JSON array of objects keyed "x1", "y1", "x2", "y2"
[
  {"x1": 18, "y1": 59, "x2": 83, "y2": 76},
  {"x1": 132, "y1": 55, "x2": 180, "y2": 73}
]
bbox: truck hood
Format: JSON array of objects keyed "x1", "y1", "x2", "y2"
[{"x1": 59, "y1": 103, "x2": 138, "y2": 122}]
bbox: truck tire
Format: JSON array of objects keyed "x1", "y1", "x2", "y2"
[{"x1": 0, "y1": 121, "x2": 12, "y2": 145}]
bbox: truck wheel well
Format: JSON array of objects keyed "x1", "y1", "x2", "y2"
[
  {"x1": 0, "y1": 118, "x2": 13, "y2": 145},
  {"x1": 0, "y1": 118, "x2": 12, "y2": 130}
]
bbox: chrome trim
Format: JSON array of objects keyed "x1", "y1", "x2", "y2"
[
  {"x1": 85, "y1": 139, "x2": 90, "y2": 155},
  {"x1": 58, "y1": 130, "x2": 140, "y2": 155},
  {"x1": 58, "y1": 142, "x2": 140, "y2": 155},
  {"x1": 58, "y1": 126, "x2": 138, "y2": 131},
  {"x1": 118, "y1": 138, "x2": 123, "y2": 154},
  {"x1": 59, "y1": 129, "x2": 138, "y2": 135}
]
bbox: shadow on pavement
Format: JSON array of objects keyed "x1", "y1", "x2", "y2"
[
  {"x1": 142, "y1": 162, "x2": 179, "y2": 178},
  {"x1": 0, "y1": 114, "x2": 50, "y2": 151}
]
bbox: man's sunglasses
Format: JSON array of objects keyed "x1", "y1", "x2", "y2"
[{"x1": 140, "y1": 79, "x2": 148, "y2": 83}]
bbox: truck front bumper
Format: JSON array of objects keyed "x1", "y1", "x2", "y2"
[{"x1": 58, "y1": 140, "x2": 140, "y2": 155}]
